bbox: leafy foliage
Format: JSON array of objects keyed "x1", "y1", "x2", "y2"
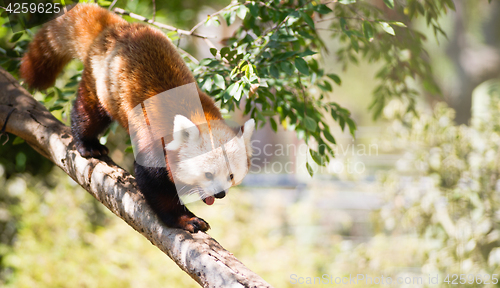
[
  {"x1": 376, "y1": 84, "x2": 500, "y2": 280},
  {"x1": 0, "y1": 0, "x2": 455, "y2": 173},
  {"x1": 185, "y1": 0, "x2": 453, "y2": 170}
]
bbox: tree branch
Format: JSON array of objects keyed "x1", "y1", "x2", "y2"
[
  {"x1": 113, "y1": 7, "x2": 216, "y2": 40},
  {"x1": 0, "y1": 67, "x2": 272, "y2": 288}
]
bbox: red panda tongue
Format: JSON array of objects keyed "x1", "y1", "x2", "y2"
[{"x1": 204, "y1": 196, "x2": 215, "y2": 205}]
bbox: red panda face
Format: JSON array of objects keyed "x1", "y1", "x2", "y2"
[
  {"x1": 126, "y1": 83, "x2": 255, "y2": 205},
  {"x1": 165, "y1": 116, "x2": 255, "y2": 205}
]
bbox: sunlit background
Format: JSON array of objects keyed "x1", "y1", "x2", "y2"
[{"x1": 0, "y1": 0, "x2": 500, "y2": 287}]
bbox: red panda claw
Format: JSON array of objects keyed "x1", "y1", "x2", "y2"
[
  {"x1": 184, "y1": 217, "x2": 210, "y2": 233},
  {"x1": 76, "y1": 141, "x2": 109, "y2": 158}
]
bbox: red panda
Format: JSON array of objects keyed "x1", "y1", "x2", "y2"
[{"x1": 20, "y1": 3, "x2": 255, "y2": 233}]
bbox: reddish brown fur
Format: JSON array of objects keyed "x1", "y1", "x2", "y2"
[
  {"x1": 20, "y1": 4, "x2": 124, "y2": 90},
  {"x1": 19, "y1": 3, "x2": 226, "y2": 232}
]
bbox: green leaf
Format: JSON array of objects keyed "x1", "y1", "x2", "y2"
[
  {"x1": 298, "y1": 49, "x2": 317, "y2": 57},
  {"x1": 322, "y1": 80, "x2": 332, "y2": 92},
  {"x1": 294, "y1": 58, "x2": 309, "y2": 75},
  {"x1": 214, "y1": 74, "x2": 225, "y2": 90},
  {"x1": 207, "y1": 16, "x2": 222, "y2": 27},
  {"x1": 380, "y1": 22, "x2": 395, "y2": 35},
  {"x1": 98, "y1": 0, "x2": 112, "y2": 6},
  {"x1": 383, "y1": 0, "x2": 394, "y2": 9},
  {"x1": 236, "y1": 5, "x2": 248, "y2": 20},
  {"x1": 340, "y1": 18, "x2": 348, "y2": 33},
  {"x1": 280, "y1": 61, "x2": 294, "y2": 76},
  {"x1": 227, "y1": 82, "x2": 240, "y2": 95},
  {"x1": 269, "y1": 65, "x2": 280, "y2": 78},
  {"x1": 12, "y1": 136, "x2": 25, "y2": 145},
  {"x1": 306, "y1": 162, "x2": 314, "y2": 177},
  {"x1": 49, "y1": 105, "x2": 64, "y2": 112},
  {"x1": 315, "y1": 4, "x2": 332, "y2": 14},
  {"x1": 6, "y1": 61, "x2": 17, "y2": 72},
  {"x1": 390, "y1": 21, "x2": 407, "y2": 27},
  {"x1": 299, "y1": 11, "x2": 315, "y2": 29},
  {"x1": 210, "y1": 48, "x2": 217, "y2": 56},
  {"x1": 297, "y1": 30, "x2": 314, "y2": 40},
  {"x1": 304, "y1": 116, "x2": 317, "y2": 132},
  {"x1": 221, "y1": 11, "x2": 236, "y2": 26},
  {"x1": 331, "y1": 108, "x2": 338, "y2": 121},
  {"x1": 202, "y1": 78, "x2": 213, "y2": 91},
  {"x1": 339, "y1": 117, "x2": 345, "y2": 131},
  {"x1": 327, "y1": 74, "x2": 341, "y2": 85},
  {"x1": 249, "y1": 2, "x2": 259, "y2": 17},
  {"x1": 350, "y1": 37, "x2": 359, "y2": 52},
  {"x1": 10, "y1": 32, "x2": 23, "y2": 43},
  {"x1": 269, "y1": 117, "x2": 277, "y2": 132},
  {"x1": 323, "y1": 129, "x2": 336, "y2": 144},
  {"x1": 346, "y1": 118, "x2": 357, "y2": 136},
  {"x1": 124, "y1": 146, "x2": 134, "y2": 154},
  {"x1": 310, "y1": 149, "x2": 325, "y2": 166},
  {"x1": 233, "y1": 83, "x2": 243, "y2": 101},
  {"x1": 317, "y1": 83, "x2": 330, "y2": 92},
  {"x1": 362, "y1": 21, "x2": 374, "y2": 40},
  {"x1": 44, "y1": 91, "x2": 55, "y2": 103},
  {"x1": 5, "y1": 49, "x2": 19, "y2": 58}
]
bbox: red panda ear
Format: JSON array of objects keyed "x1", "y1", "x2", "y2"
[
  {"x1": 241, "y1": 118, "x2": 255, "y2": 144},
  {"x1": 166, "y1": 115, "x2": 200, "y2": 150}
]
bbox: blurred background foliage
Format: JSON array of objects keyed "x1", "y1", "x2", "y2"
[{"x1": 0, "y1": 0, "x2": 499, "y2": 287}]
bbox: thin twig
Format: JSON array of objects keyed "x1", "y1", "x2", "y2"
[
  {"x1": 113, "y1": 8, "x2": 216, "y2": 39},
  {"x1": 187, "y1": 0, "x2": 285, "y2": 35},
  {"x1": 177, "y1": 47, "x2": 200, "y2": 65},
  {"x1": 108, "y1": 0, "x2": 118, "y2": 11},
  {"x1": 189, "y1": 1, "x2": 241, "y2": 34},
  {"x1": 152, "y1": 0, "x2": 156, "y2": 22},
  {"x1": 203, "y1": 38, "x2": 218, "y2": 50},
  {"x1": 112, "y1": 7, "x2": 223, "y2": 64},
  {"x1": 256, "y1": 1, "x2": 314, "y2": 60}
]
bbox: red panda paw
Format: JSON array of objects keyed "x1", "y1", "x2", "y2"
[
  {"x1": 75, "y1": 140, "x2": 109, "y2": 158},
  {"x1": 177, "y1": 215, "x2": 210, "y2": 233}
]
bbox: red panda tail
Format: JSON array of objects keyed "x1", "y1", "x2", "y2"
[{"x1": 20, "y1": 3, "x2": 125, "y2": 90}]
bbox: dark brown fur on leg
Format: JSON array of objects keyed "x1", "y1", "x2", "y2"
[
  {"x1": 134, "y1": 163, "x2": 210, "y2": 233},
  {"x1": 71, "y1": 72, "x2": 112, "y2": 158}
]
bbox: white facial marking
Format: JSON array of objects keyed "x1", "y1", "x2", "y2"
[
  {"x1": 166, "y1": 115, "x2": 200, "y2": 151},
  {"x1": 167, "y1": 118, "x2": 256, "y2": 202}
]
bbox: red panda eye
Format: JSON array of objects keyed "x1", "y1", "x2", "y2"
[
  {"x1": 205, "y1": 172, "x2": 214, "y2": 180},
  {"x1": 229, "y1": 174, "x2": 234, "y2": 181}
]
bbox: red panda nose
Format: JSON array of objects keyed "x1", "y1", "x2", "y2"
[{"x1": 214, "y1": 191, "x2": 226, "y2": 199}]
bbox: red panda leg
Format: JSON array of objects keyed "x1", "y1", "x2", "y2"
[
  {"x1": 134, "y1": 163, "x2": 210, "y2": 233},
  {"x1": 71, "y1": 73, "x2": 112, "y2": 158}
]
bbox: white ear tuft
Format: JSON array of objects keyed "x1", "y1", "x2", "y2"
[
  {"x1": 166, "y1": 115, "x2": 200, "y2": 151},
  {"x1": 242, "y1": 118, "x2": 255, "y2": 142},
  {"x1": 241, "y1": 119, "x2": 255, "y2": 158}
]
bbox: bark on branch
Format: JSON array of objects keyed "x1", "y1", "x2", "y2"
[{"x1": 0, "y1": 67, "x2": 272, "y2": 288}]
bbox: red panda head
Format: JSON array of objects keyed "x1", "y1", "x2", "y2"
[{"x1": 165, "y1": 115, "x2": 255, "y2": 205}]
